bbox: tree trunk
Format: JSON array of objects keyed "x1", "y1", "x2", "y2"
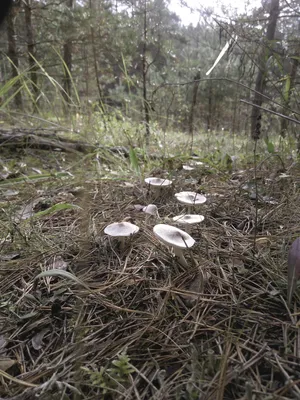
[
  {"x1": 250, "y1": 0, "x2": 280, "y2": 140},
  {"x1": 62, "y1": 0, "x2": 74, "y2": 109},
  {"x1": 142, "y1": 0, "x2": 150, "y2": 145},
  {"x1": 24, "y1": 0, "x2": 39, "y2": 112},
  {"x1": 280, "y1": 57, "x2": 299, "y2": 137},
  {"x1": 6, "y1": 1, "x2": 23, "y2": 110},
  {"x1": 188, "y1": 70, "x2": 201, "y2": 136},
  {"x1": 89, "y1": 0, "x2": 105, "y2": 114},
  {"x1": 207, "y1": 79, "x2": 213, "y2": 130}
]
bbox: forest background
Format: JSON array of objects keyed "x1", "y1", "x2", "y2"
[{"x1": 1, "y1": 0, "x2": 299, "y2": 155}]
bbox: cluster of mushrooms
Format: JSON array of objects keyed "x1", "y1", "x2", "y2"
[{"x1": 104, "y1": 177, "x2": 207, "y2": 267}]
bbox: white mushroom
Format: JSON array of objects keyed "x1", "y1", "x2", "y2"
[
  {"x1": 190, "y1": 161, "x2": 204, "y2": 166},
  {"x1": 104, "y1": 221, "x2": 139, "y2": 250},
  {"x1": 143, "y1": 204, "x2": 159, "y2": 223},
  {"x1": 173, "y1": 214, "x2": 205, "y2": 233},
  {"x1": 175, "y1": 191, "x2": 207, "y2": 213},
  {"x1": 153, "y1": 224, "x2": 195, "y2": 267},
  {"x1": 182, "y1": 165, "x2": 195, "y2": 171},
  {"x1": 145, "y1": 177, "x2": 172, "y2": 194}
]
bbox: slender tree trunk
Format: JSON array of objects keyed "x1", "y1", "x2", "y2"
[
  {"x1": 207, "y1": 79, "x2": 213, "y2": 130},
  {"x1": 280, "y1": 57, "x2": 299, "y2": 137},
  {"x1": 188, "y1": 70, "x2": 201, "y2": 135},
  {"x1": 6, "y1": 1, "x2": 23, "y2": 109},
  {"x1": 24, "y1": 0, "x2": 38, "y2": 112},
  {"x1": 62, "y1": 0, "x2": 74, "y2": 109},
  {"x1": 89, "y1": 0, "x2": 105, "y2": 113},
  {"x1": 250, "y1": 0, "x2": 280, "y2": 140},
  {"x1": 232, "y1": 89, "x2": 238, "y2": 134},
  {"x1": 84, "y1": 45, "x2": 89, "y2": 99},
  {"x1": 164, "y1": 91, "x2": 175, "y2": 133},
  {"x1": 142, "y1": 0, "x2": 150, "y2": 145}
]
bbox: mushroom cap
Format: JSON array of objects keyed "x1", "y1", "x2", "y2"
[
  {"x1": 173, "y1": 214, "x2": 205, "y2": 224},
  {"x1": 190, "y1": 161, "x2": 204, "y2": 166},
  {"x1": 153, "y1": 224, "x2": 195, "y2": 249},
  {"x1": 175, "y1": 191, "x2": 207, "y2": 206},
  {"x1": 145, "y1": 177, "x2": 172, "y2": 187},
  {"x1": 104, "y1": 222, "x2": 139, "y2": 237},
  {"x1": 182, "y1": 165, "x2": 195, "y2": 171},
  {"x1": 143, "y1": 204, "x2": 159, "y2": 216}
]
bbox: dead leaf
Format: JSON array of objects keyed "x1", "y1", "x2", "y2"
[
  {"x1": 287, "y1": 238, "x2": 300, "y2": 306},
  {"x1": 255, "y1": 237, "x2": 271, "y2": 255},
  {"x1": 54, "y1": 192, "x2": 75, "y2": 203},
  {"x1": 232, "y1": 258, "x2": 247, "y2": 274},
  {"x1": 123, "y1": 182, "x2": 135, "y2": 188},
  {"x1": 262, "y1": 196, "x2": 278, "y2": 205},
  {"x1": 31, "y1": 168, "x2": 42, "y2": 174},
  {"x1": 0, "y1": 335, "x2": 7, "y2": 350},
  {"x1": 0, "y1": 166, "x2": 13, "y2": 180},
  {"x1": 2, "y1": 189, "x2": 19, "y2": 198},
  {"x1": 132, "y1": 204, "x2": 145, "y2": 212},
  {"x1": 32, "y1": 329, "x2": 49, "y2": 350},
  {"x1": 269, "y1": 289, "x2": 280, "y2": 296},
  {"x1": 0, "y1": 252, "x2": 20, "y2": 261},
  {"x1": 51, "y1": 256, "x2": 68, "y2": 270},
  {"x1": 0, "y1": 358, "x2": 17, "y2": 371},
  {"x1": 13, "y1": 197, "x2": 45, "y2": 222},
  {"x1": 14, "y1": 203, "x2": 35, "y2": 222},
  {"x1": 228, "y1": 257, "x2": 247, "y2": 274},
  {"x1": 181, "y1": 269, "x2": 207, "y2": 305}
]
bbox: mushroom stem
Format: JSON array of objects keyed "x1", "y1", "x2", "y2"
[
  {"x1": 184, "y1": 225, "x2": 191, "y2": 234},
  {"x1": 173, "y1": 247, "x2": 188, "y2": 267},
  {"x1": 198, "y1": 268, "x2": 204, "y2": 293},
  {"x1": 119, "y1": 237, "x2": 125, "y2": 250}
]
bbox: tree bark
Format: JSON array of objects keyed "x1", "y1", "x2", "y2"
[
  {"x1": 24, "y1": 0, "x2": 39, "y2": 112},
  {"x1": 280, "y1": 57, "x2": 299, "y2": 137},
  {"x1": 250, "y1": 0, "x2": 280, "y2": 140},
  {"x1": 62, "y1": 0, "x2": 74, "y2": 109},
  {"x1": 6, "y1": 1, "x2": 23, "y2": 109},
  {"x1": 89, "y1": 0, "x2": 105, "y2": 115},
  {"x1": 188, "y1": 70, "x2": 201, "y2": 136},
  {"x1": 207, "y1": 79, "x2": 213, "y2": 130},
  {"x1": 142, "y1": 0, "x2": 150, "y2": 145}
]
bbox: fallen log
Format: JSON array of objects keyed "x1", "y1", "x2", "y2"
[{"x1": 0, "y1": 128, "x2": 132, "y2": 157}]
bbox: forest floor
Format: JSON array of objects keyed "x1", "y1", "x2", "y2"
[{"x1": 1, "y1": 134, "x2": 300, "y2": 400}]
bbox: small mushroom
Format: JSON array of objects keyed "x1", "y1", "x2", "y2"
[
  {"x1": 143, "y1": 204, "x2": 160, "y2": 223},
  {"x1": 104, "y1": 221, "x2": 139, "y2": 250},
  {"x1": 153, "y1": 223, "x2": 195, "y2": 267},
  {"x1": 175, "y1": 191, "x2": 207, "y2": 213},
  {"x1": 173, "y1": 214, "x2": 204, "y2": 233},
  {"x1": 182, "y1": 165, "x2": 195, "y2": 171},
  {"x1": 145, "y1": 177, "x2": 172, "y2": 195},
  {"x1": 190, "y1": 160, "x2": 204, "y2": 166}
]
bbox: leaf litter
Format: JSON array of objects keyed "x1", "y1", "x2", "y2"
[{"x1": 1, "y1": 162, "x2": 300, "y2": 399}]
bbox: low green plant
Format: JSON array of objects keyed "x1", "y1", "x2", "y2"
[{"x1": 83, "y1": 351, "x2": 135, "y2": 394}]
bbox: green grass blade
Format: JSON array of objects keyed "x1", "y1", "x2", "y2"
[
  {"x1": 32, "y1": 203, "x2": 80, "y2": 219},
  {"x1": 35, "y1": 269, "x2": 90, "y2": 290},
  {"x1": 129, "y1": 147, "x2": 140, "y2": 173}
]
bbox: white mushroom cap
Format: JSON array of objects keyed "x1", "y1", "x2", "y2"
[
  {"x1": 153, "y1": 224, "x2": 195, "y2": 266},
  {"x1": 104, "y1": 222, "x2": 139, "y2": 237},
  {"x1": 153, "y1": 224, "x2": 195, "y2": 249},
  {"x1": 143, "y1": 204, "x2": 159, "y2": 217},
  {"x1": 182, "y1": 165, "x2": 195, "y2": 171},
  {"x1": 189, "y1": 160, "x2": 204, "y2": 166},
  {"x1": 175, "y1": 191, "x2": 207, "y2": 206},
  {"x1": 173, "y1": 214, "x2": 205, "y2": 224},
  {"x1": 145, "y1": 177, "x2": 172, "y2": 187}
]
